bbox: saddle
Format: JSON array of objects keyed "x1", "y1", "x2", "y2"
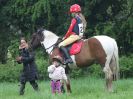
[
  {"x1": 54, "y1": 39, "x2": 83, "y2": 64},
  {"x1": 66, "y1": 40, "x2": 83, "y2": 55}
]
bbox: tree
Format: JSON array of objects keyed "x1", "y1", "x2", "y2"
[{"x1": 0, "y1": 0, "x2": 132, "y2": 64}]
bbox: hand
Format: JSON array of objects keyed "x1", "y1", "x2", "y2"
[
  {"x1": 19, "y1": 43, "x2": 28, "y2": 49},
  {"x1": 62, "y1": 37, "x2": 65, "y2": 40},
  {"x1": 19, "y1": 45, "x2": 23, "y2": 49},
  {"x1": 16, "y1": 56, "x2": 22, "y2": 61}
]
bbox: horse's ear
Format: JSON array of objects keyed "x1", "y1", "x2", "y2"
[
  {"x1": 37, "y1": 28, "x2": 44, "y2": 42},
  {"x1": 37, "y1": 28, "x2": 44, "y2": 34}
]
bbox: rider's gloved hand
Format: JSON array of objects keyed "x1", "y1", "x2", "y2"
[{"x1": 62, "y1": 37, "x2": 65, "y2": 40}]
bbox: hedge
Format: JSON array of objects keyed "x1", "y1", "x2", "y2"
[{"x1": 0, "y1": 54, "x2": 133, "y2": 82}]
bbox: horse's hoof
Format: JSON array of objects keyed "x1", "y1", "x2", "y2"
[{"x1": 108, "y1": 89, "x2": 114, "y2": 93}]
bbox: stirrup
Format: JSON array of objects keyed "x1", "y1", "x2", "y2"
[{"x1": 64, "y1": 59, "x2": 73, "y2": 65}]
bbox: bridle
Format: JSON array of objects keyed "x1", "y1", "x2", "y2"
[
  {"x1": 32, "y1": 30, "x2": 62, "y2": 54},
  {"x1": 41, "y1": 38, "x2": 62, "y2": 54},
  {"x1": 45, "y1": 43, "x2": 57, "y2": 50}
]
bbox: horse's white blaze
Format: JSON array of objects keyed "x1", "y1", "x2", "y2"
[{"x1": 41, "y1": 30, "x2": 59, "y2": 54}]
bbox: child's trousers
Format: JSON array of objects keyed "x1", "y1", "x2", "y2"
[{"x1": 51, "y1": 80, "x2": 61, "y2": 94}]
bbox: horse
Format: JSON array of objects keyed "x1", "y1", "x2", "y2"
[{"x1": 30, "y1": 29, "x2": 119, "y2": 92}]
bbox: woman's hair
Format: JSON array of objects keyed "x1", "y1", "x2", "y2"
[
  {"x1": 78, "y1": 13, "x2": 87, "y2": 32},
  {"x1": 19, "y1": 37, "x2": 27, "y2": 45},
  {"x1": 20, "y1": 37, "x2": 27, "y2": 42},
  {"x1": 19, "y1": 37, "x2": 31, "y2": 50}
]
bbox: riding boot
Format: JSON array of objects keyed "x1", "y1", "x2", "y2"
[
  {"x1": 19, "y1": 83, "x2": 25, "y2": 95},
  {"x1": 60, "y1": 46, "x2": 73, "y2": 64},
  {"x1": 30, "y1": 81, "x2": 39, "y2": 91}
]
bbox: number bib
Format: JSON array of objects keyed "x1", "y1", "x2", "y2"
[{"x1": 78, "y1": 23, "x2": 84, "y2": 37}]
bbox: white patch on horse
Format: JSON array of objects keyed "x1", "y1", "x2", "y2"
[
  {"x1": 41, "y1": 30, "x2": 59, "y2": 54},
  {"x1": 94, "y1": 36, "x2": 115, "y2": 56},
  {"x1": 94, "y1": 35, "x2": 116, "y2": 78},
  {"x1": 68, "y1": 55, "x2": 78, "y2": 69}
]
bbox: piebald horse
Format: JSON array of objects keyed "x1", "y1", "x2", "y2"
[{"x1": 30, "y1": 29, "x2": 119, "y2": 92}]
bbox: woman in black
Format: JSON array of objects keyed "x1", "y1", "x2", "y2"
[{"x1": 16, "y1": 38, "x2": 39, "y2": 95}]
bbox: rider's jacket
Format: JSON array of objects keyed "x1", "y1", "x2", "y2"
[{"x1": 64, "y1": 16, "x2": 84, "y2": 39}]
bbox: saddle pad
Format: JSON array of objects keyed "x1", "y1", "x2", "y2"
[{"x1": 69, "y1": 41, "x2": 83, "y2": 55}]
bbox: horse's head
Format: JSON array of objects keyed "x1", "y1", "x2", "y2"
[
  {"x1": 30, "y1": 28, "x2": 60, "y2": 51},
  {"x1": 30, "y1": 28, "x2": 44, "y2": 49}
]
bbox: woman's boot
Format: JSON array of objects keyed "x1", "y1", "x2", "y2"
[{"x1": 19, "y1": 83, "x2": 25, "y2": 95}]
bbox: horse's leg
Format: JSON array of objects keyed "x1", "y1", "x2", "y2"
[
  {"x1": 95, "y1": 53, "x2": 112, "y2": 92},
  {"x1": 102, "y1": 53, "x2": 114, "y2": 92},
  {"x1": 103, "y1": 56, "x2": 114, "y2": 92},
  {"x1": 103, "y1": 55, "x2": 113, "y2": 78},
  {"x1": 66, "y1": 75, "x2": 72, "y2": 93},
  {"x1": 65, "y1": 65, "x2": 72, "y2": 93},
  {"x1": 104, "y1": 71, "x2": 113, "y2": 92},
  {"x1": 110, "y1": 55, "x2": 117, "y2": 80},
  {"x1": 106, "y1": 55, "x2": 119, "y2": 92},
  {"x1": 105, "y1": 74, "x2": 113, "y2": 92},
  {"x1": 106, "y1": 55, "x2": 118, "y2": 92}
]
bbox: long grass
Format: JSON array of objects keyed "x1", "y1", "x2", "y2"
[{"x1": 0, "y1": 77, "x2": 133, "y2": 99}]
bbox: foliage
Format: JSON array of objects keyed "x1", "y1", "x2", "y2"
[
  {"x1": 0, "y1": 61, "x2": 21, "y2": 82},
  {"x1": 0, "y1": 48, "x2": 50, "y2": 82},
  {"x1": 119, "y1": 54, "x2": 133, "y2": 78},
  {"x1": 1, "y1": 0, "x2": 132, "y2": 60},
  {"x1": 0, "y1": 0, "x2": 133, "y2": 79},
  {"x1": 70, "y1": 64, "x2": 103, "y2": 78},
  {"x1": 35, "y1": 49, "x2": 49, "y2": 80},
  {"x1": 0, "y1": 54, "x2": 133, "y2": 82}
]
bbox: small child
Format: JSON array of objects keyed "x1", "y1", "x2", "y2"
[{"x1": 47, "y1": 55, "x2": 67, "y2": 94}]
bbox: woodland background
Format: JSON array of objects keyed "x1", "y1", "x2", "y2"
[{"x1": 0, "y1": 0, "x2": 133, "y2": 82}]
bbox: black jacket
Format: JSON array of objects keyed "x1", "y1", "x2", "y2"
[{"x1": 19, "y1": 48, "x2": 38, "y2": 83}]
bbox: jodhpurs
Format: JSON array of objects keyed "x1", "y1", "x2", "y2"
[{"x1": 59, "y1": 35, "x2": 80, "y2": 47}]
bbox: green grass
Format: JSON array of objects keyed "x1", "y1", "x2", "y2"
[{"x1": 0, "y1": 77, "x2": 133, "y2": 99}]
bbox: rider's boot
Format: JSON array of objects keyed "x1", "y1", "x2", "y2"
[{"x1": 60, "y1": 46, "x2": 73, "y2": 64}]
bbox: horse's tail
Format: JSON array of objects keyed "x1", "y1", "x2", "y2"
[{"x1": 113, "y1": 39, "x2": 119, "y2": 80}]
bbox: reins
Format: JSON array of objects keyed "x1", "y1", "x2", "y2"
[
  {"x1": 43, "y1": 38, "x2": 63, "y2": 54},
  {"x1": 45, "y1": 43, "x2": 56, "y2": 50}
]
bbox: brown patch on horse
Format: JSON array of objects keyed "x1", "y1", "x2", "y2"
[
  {"x1": 49, "y1": 47, "x2": 62, "y2": 63},
  {"x1": 75, "y1": 38, "x2": 106, "y2": 68},
  {"x1": 48, "y1": 38, "x2": 63, "y2": 63}
]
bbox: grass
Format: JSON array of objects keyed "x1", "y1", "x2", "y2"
[{"x1": 0, "y1": 77, "x2": 133, "y2": 99}]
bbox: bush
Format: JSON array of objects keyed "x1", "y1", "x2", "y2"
[
  {"x1": 0, "y1": 60, "x2": 22, "y2": 82},
  {"x1": 0, "y1": 54, "x2": 133, "y2": 82},
  {"x1": 70, "y1": 64, "x2": 103, "y2": 79},
  {"x1": 36, "y1": 56, "x2": 49, "y2": 80},
  {"x1": 69, "y1": 54, "x2": 133, "y2": 79},
  {"x1": 119, "y1": 54, "x2": 133, "y2": 78}
]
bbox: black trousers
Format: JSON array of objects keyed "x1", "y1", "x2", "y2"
[{"x1": 19, "y1": 80, "x2": 38, "y2": 95}]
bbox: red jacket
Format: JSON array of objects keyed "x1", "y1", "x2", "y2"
[{"x1": 64, "y1": 18, "x2": 77, "y2": 39}]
